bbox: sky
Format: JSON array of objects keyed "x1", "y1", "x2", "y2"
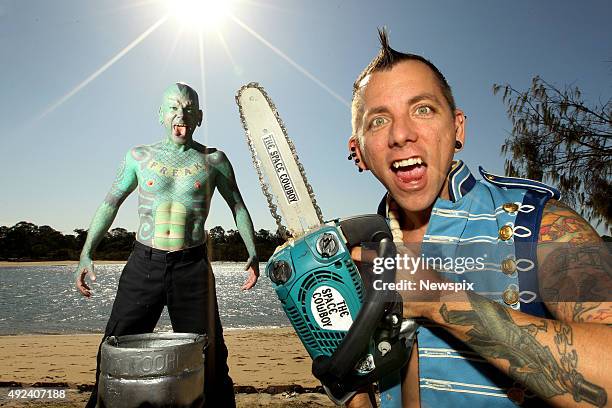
[{"x1": 1, "y1": 0, "x2": 610, "y2": 236}]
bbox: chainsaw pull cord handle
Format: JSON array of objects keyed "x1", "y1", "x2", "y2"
[{"x1": 312, "y1": 234, "x2": 397, "y2": 386}]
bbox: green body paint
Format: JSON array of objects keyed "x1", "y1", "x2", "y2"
[
  {"x1": 132, "y1": 141, "x2": 214, "y2": 249},
  {"x1": 154, "y1": 202, "x2": 187, "y2": 251},
  {"x1": 76, "y1": 83, "x2": 258, "y2": 284}
]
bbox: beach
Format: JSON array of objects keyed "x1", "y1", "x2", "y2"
[
  {"x1": 0, "y1": 328, "x2": 336, "y2": 407},
  {"x1": 0, "y1": 263, "x2": 337, "y2": 406}
]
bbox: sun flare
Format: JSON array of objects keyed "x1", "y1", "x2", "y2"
[{"x1": 164, "y1": 0, "x2": 234, "y2": 30}]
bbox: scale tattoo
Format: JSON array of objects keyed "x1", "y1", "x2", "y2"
[
  {"x1": 76, "y1": 82, "x2": 258, "y2": 290},
  {"x1": 75, "y1": 82, "x2": 256, "y2": 407}
]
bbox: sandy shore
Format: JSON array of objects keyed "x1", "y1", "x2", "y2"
[
  {"x1": 0, "y1": 328, "x2": 336, "y2": 407},
  {"x1": 0, "y1": 328, "x2": 319, "y2": 387}
]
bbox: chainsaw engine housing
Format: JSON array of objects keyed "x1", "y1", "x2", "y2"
[{"x1": 267, "y1": 223, "x2": 363, "y2": 359}]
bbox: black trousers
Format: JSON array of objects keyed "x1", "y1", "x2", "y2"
[{"x1": 86, "y1": 241, "x2": 235, "y2": 408}]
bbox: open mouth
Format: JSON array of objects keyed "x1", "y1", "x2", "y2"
[
  {"x1": 391, "y1": 156, "x2": 428, "y2": 187},
  {"x1": 173, "y1": 124, "x2": 189, "y2": 137}
]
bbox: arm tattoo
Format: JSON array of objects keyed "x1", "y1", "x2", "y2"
[
  {"x1": 440, "y1": 293, "x2": 607, "y2": 406},
  {"x1": 551, "y1": 321, "x2": 607, "y2": 406},
  {"x1": 213, "y1": 152, "x2": 258, "y2": 258},
  {"x1": 539, "y1": 244, "x2": 611, "y2": 303},
  {"x1": 105, "y1": 157, "x2": 128, "y2": 206},
  {"x1": 539, "y1": 200, "x2": 600, "y2": 244},
  {"x1": 572, "y1": 303, "x2": 604, "y2": 323},
  {"x1": 537, "y1": 200, "x2": 612, "y2": 326}
]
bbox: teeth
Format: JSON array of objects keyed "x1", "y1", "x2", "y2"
[{"x1": 392, "y1": 157, "x2": 423, "y2": 169}]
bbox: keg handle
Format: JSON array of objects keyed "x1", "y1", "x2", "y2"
[
  {"x1": 105, "y1": 333, "x2": 207, "y2": 348},
  {"x1": 195, "y1": 334, "x2": 209, "y2": 352},
  {"x1": 106, "y1": 336, "x2": 119, "y2": 346}
]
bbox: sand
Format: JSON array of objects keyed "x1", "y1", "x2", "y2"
[
  {"x1": 0, "y1": 328, "x2": 337, "y2": 407},
  {"x1": 0, "y1": 262, "x2": 340, "y2": 406}
]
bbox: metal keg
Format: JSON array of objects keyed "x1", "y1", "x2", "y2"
[{"x1": 98, "y1": 332, "x2": 207, "y2": 408}]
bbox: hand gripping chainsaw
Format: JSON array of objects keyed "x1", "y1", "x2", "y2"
[{"x1": 235, "y1": 83, "x2": 417, "y2": 405}]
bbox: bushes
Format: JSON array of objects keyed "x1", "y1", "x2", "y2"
[{"x1": 0, "y1": 222, "x2": 283, "y2": 262}]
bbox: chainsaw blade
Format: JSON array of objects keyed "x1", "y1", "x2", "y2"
[{"x1": 236, "y1": 83, "x2": 324, "y2": 239}]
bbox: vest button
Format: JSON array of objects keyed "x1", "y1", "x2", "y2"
[
  {"x1": 501, "y1": 258, "x2": 517, "y2": 275},
  {"x1": 499, "y1": 225, "x2": 513, "y2": 241},
  {"x1": 502, "y1": 202, "x2": 519, "y2": 213},
  {"x1": 503, "y1": 287, "x2": 520, "y2": 305}
]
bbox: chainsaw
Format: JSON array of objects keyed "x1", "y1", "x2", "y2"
[{"x1": 235, "y1": 83, "x2": 417, "y2": 405}]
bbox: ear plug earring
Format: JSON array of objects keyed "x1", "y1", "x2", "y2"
[{"x1": 348, "y1": 147, "x2": 363, "y2": 172}]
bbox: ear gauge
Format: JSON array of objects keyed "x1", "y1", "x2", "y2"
[{"x1": 455, "y1": 140, "x2": 463, "y2": 150}]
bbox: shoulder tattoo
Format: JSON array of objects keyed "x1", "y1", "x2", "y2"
[{"x1": 539, "y1": 200, "x2": 600, "y2": 244}]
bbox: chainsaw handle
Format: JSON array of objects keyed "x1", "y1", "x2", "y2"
[
  {"x1": 337, "y1": 214, "x2": 393, "y2": 249},
  {"x1": 312, "y1": 226, "x2": 397, "y2": 392}
]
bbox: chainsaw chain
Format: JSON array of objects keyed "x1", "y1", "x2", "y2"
[{"x1": 235, "y1": 82, "x2": 324, "y2": 240}]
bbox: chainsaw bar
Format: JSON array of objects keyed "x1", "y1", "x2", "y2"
[{"x1": 235, "y1": 82, "x2": 324, "y2": 240}]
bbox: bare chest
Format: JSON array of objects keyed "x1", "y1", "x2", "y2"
[{"x1": 137, "y1": 152, "x2": 213, "y2": 198}]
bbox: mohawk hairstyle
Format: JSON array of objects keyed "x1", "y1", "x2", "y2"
[{"x1": 352, "y1": 27, "x2": 456, "y2": 113}]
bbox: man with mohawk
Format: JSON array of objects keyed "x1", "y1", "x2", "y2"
[
  {"x1": 346, "y1": 29, "x2": 610, "y2": 407},
  {"x1": 75, "y1": 83, "x2": 259, "y2": 408}
]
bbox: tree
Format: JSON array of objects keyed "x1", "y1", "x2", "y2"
[
  {"x1": 209, "y1": 226, "x2": 227, "y2": 243},
  {"x1": 0, "y1": 222, "x2": 284, "y2": 261},
  {"x1": 2, "y1": 222, "x2": 38, "y2": 259},
  {"x1": 73, "y1": 228, "x2": 87, "y2": 248},
  {"x1": 493, "y1": 76, "x2": 611, "y2": 229}
]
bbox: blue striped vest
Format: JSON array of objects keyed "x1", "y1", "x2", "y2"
[{"x1": 378, "y1": 161, "x2": 559, "y2": 407}]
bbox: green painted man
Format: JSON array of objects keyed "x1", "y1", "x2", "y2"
[{"x1": 75, "y1": 83, "x2": 258, "y2": 408}]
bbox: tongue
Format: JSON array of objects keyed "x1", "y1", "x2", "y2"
[
  {"x1": 396, "y1": 165, "x2": 426, "y2": 183},
  {"x1": 174, "y1": 125, "x2": 187, "y2": 137}
]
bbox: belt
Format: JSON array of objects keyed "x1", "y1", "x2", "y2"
[{"x1": 133, "y1": 241, "x2": 206, "y2": 263}]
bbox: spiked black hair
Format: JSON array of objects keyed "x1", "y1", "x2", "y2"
[{"x1": 352, "y1": 27, "x2": 456, "y2": 112}]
